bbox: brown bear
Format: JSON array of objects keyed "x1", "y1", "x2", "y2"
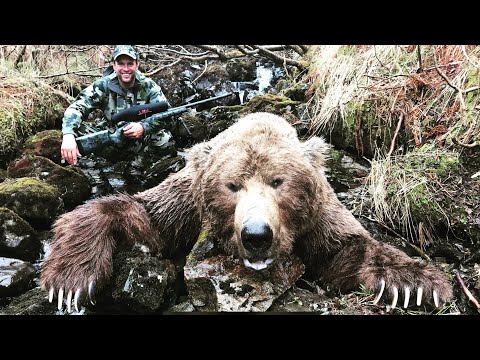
[{"x1": 40, "y1": 112, "x2": 452, "y2": 312}]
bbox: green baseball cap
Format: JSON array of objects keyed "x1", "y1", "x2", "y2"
[{"x1": 112, "y1": 45, "x2": 137, "y2": 61}]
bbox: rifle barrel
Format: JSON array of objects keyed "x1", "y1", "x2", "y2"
[{"x1": 182, "y1": 92, "x2": 233, "y2": 109}]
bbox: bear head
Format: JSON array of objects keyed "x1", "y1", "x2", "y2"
[{"x1": 188, "y1": 112, "x2": 330, "y2": 271}]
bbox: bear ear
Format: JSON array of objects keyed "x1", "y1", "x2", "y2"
[{"x1": 302, "y1": 136, "x2": 330, "y2": 167}]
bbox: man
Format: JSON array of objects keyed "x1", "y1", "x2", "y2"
[{"x1": 61, "y1": 45, "x2": 174, "y2": 166}]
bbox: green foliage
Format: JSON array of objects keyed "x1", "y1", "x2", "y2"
[
  {"x1": 364, "y1": 147, "x2": 462, "y2": 242},
  {"x1": 0, "y1": 76, "x2": 67, "y2": 156}
]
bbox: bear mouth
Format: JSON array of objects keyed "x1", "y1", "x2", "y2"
[{"x1": 243, "y1": 258, "x2": 274, "y2": 271}]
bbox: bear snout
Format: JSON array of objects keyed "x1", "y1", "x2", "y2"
[{"x1": 241, "y1": 219, "x2": 273, "y2": 255}]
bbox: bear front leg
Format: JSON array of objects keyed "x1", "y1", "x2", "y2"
[
  {"x1": 40, "y1": 194, "x2": 158, "y2": 313},
  {"x1": 322, "y1": 236, "x2": 453, "y2": 309}
]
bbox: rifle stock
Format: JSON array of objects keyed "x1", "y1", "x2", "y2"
[
  {"x1": 76, "y1": 125, "x2": 127, "y2": 155},
  {"x1": 76, "y1": 92, "x2": 233, "y2": 155}
]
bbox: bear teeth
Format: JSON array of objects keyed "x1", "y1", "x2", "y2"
[{"x1": 243, "y1": 258, "x2": 273, "y2": 270}]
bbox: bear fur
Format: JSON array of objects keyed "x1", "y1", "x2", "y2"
[{"x1": 40, "y1": 112, "x2": 452, "y2": 309}]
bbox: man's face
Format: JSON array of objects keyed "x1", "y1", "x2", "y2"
[{"x1": 113, "y1": 55, "x2": 139, "y2": 86}]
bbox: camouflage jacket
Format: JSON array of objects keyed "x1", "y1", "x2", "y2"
[{"x1": 62, "y1": 71, "x2": 170, "y2": 136}]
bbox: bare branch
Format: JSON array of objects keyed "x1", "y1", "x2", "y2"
[
  {"x1": 433, "y1": 49, "x2": 465, "y2": 110},
  {"x1": 36, "y1": 66, "x2": 108, "y2": 79},
  {"x1": 298, "y1": 45, "x2": 310, "y2": 53},
  {"x1": 360, "y1": 215, "x2": 431, "y2": 261},
  {"x1": 144, "y1": 58, "x2": 183, "y2": 77},
  {"x1": 235, "y1": 45, "x2": 258, "y2": 55},
  {"x1": 454, "y1": 270, "x2": 480, "y2": 310},
  {"x1": 464, "y1": 86, "x2": 480, "y2": 94},
  {"x1": 461, "y1": 45, "x2": 480, "y2": 69},
  {"x1": 286, "y1": 45, "x2": 306, "y2": 56},
  {"x1": 416, "y1": 45, "x2": 423, "y2": 71},
  {"x1": 387, "y1": 112, "x2": 404, "y2": 157},
  {"x1": 250, "y1": 45, "x2": 307, "y2": 69},
  {"x1": 192, "y1": 60, "x2": 208, "y2": 84},
  {"x1": 452, "y1": 137, "x2": 479, "y2": 148},
  {"x1": 374, "y1": 46, "x2": 386, "y2": 69}
]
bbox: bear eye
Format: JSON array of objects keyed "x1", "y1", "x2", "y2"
[
  {"x1": 270, "y1": 178, "x2": 283, "y2": 189},
  {"x1": 226, "y1": 182, "x2": 241, "y2": 192}
]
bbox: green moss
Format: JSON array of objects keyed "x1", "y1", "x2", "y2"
[
  {"x1": 339, "y1": 98, "x2": 385, "y2": 154},
  {"x1": 0, "y1": 106, "x2": 25, "y2": 152},
  {"x1": 242, "y1": 94, "x2": 300, "y2": 114},
  {"x1": 464, "y1": 67, "x2": 480, "y2": 90},
  {"x1": 186, "y1": 229, "x2": 211, "y2": 265},
  {"x1": 0, "y1": 177, "x2": 63, "y2": 229},
  {"x1": 0, "y1": 177, "x2": 58, "y2": 197},
  {"x1": 214, "y1": 105, "x2": 243, "y2": 113},
  {"x1": 405, "y1": 147, "x2": 460, "y2": 178},
  {"x1": 23, "y1": 129, "x2": 62, "y2": 147},
  {"x1": 408, "y1": 183, "x2": 444, "y2": 223},
  {"x1": 342, "y1": 100, "x2": 360, "y2": 147},
  {"x1": 337, "y1": 45, "x2": 356, "y2": 57}
]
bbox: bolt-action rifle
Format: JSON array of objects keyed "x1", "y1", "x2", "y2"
[{"x1": 75, "y1": 92, "x2": 233, "y2": 155}]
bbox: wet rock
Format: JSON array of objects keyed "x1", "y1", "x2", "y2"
[
  {"x1": 184, "y1": 233, "x2": 305, "y2": 312},
  {"x1": 325, "y1": 148, "x2": 369, "y2": 193},
  {"x1": 0, "y1": 207, "x2": 40, "y2": 262},
  {"x1": 0, "y1": 257, "x2": 36, "y2": 297},
  {"x1": 0, "y1": 286, "x2": 89, "y2": 315},
  {"x1": 226, "y1": 58, "x2": 257, "y2": 82},
  {"x1": 167, "y1": 300, "x2": 196, "y2": 312},
  {"x1": 0, "y1": 177, "x2": 64, "y2": 229},
  {"x1": 194, "y1": 64, "x2": 236, "y2": 104},
  {"x1": 153, "y1": 63, "x2": 197, "y2": 106},
  {"x1": 108, "y1": 248, "x2": 177, "y2": 313}
]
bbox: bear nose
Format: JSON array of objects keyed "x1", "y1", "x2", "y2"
[{"x1": 241, "y1": 220, "x2": 273, "y2": 253}]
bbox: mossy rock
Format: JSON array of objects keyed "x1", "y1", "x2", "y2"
[
  {"x1": 0, "y1": 177, "x2": 64, "y2": 229},
  {"x1": 22, "y1": 130, "x2": 63, "y2": 164},
  {"x1": 241, "y1": 93, "x2": 300, "y2": 114},
  {"x1": 7, "y1": 155, "x2": 90, "y2": 210},
  {"x1": 282, "y1": 82, "x2": 309, "y2": 102}
]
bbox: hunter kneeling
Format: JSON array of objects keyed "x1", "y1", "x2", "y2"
[{"x1": 61, "y1": 45, "x2": 175, "y2": 167}]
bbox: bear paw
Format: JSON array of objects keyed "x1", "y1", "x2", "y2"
[
  {"x1": 371, "y1": 278, "x2": 439, "y2": 309},
  {"x1": 41, "y1": 249, "x2": 108, "y2": 313},
  {"x1": 366, "y1": 263, "x2": 453, "y2": 310},
  {"x1": 44, "y1": 279, "x2": 97, "y2": 314}
]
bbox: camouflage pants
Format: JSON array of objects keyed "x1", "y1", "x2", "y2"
[{"x1": 76, "y1": 122, "x2": 177, "y2": 191}]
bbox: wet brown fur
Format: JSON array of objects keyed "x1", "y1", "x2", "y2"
[{"x1": 40, "y1": 112, "x2": 452, "y2": 305}]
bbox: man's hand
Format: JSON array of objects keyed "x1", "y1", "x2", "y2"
[
  {"x1": 122, "y1": 122, "x2": 144, "y2": 139},
  {"x1": 61, "y1": 134, "x2": 81, "y2": 165}
]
